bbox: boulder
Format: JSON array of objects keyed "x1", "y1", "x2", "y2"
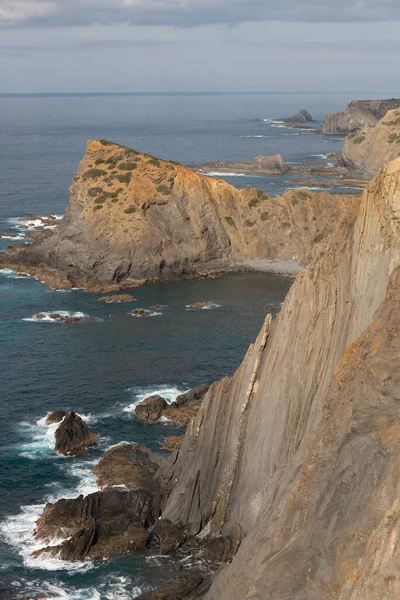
[
  {"x1": 33, "y1": 489, "x2": 154, "y2": 561},
  {"x1": 135, "y1": 395, "x2": 168, "y2": 422},
  {"x1": 93, "y1": 443, "x2": 166, "y2": 490},
  {"x1": 149, "y1": 519, "x2": 186, "y2": 555},
  {"x1": 134, "y1": 576, "x2": 205, "y2": 600},
  {"x1": 163, "y1": 384, "x2": 210, "y2": 426},
  {"x1": 163, "y1": 436, "x2": 185, "y2": 451},
  {"x1": 132, "y1": 308, "x2": 151, "y2": 317},
  {"x1": 45, "y1": 411, "x2": 66, "y2": 425},
  {"x1": 54, "y1": 411, "x2": 98, "y2": 456}
]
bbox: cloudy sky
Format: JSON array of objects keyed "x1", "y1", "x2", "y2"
[{"x1": 1, "y1": 0, "x2": 400, "y2": 93}]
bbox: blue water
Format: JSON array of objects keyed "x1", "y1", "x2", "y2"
[{"x1": 0, "y1": 92, "x2": 365, "y2": 599}]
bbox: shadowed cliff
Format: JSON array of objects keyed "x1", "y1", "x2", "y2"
[
  {"x1": 0, "y1": 140, "x2": 358, "y2": 291},
  {"x1": 157, "y1": 158, "x2": 400, "y2": 599}
]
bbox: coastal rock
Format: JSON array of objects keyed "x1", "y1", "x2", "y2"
[
  {"x1": 281, "y1": 108, "x2": 314, "y2": 123},
  {"x1": 54, "y1": 411, "x2": 98, "y2": 456},
  {"x1": 341, "y1": 108, "x2": 400, "y2": 177},
  {"x1": 134, "y1": 576, "x2": 205, "y2": 600},
  {"x1": 45, "y1": 411, "x2": 66, "y2": 425},
  {"x1": 149, "y1": 519, "x2": 186, "y2": 554},
  {"x1": 323, "y1": 98, "x2": 400, "y2": 135},
  {"x1": 186, "y1": 302, "x2": 217, "y2": 309},
  {"x1": 0, "y1": 140, "x2": 359, "y2": 289},
  {"x1": 93, "y1": 443, "x2": 166, "y2": 491},
  {"x1": 157, "y1": 158, "x2": 400, "y2": 599},
  {"x1": 97, "y1": 294, "x2": 136, "y2": 303},
  {"x1": 132, "y1": 308, "x2": 151, "y2": 317},
  {"x1": 163, "y1": 436, "x2": 185, "y2": 451},
  {"x1": 194, "y1": 154, "x2": 292, "y2": 175},
  {"x1": 135, "y1": 395, "x2": 168, "y2": 422},
  {"x1": 33, "y1": 489, "x2": 154, "y2": 560},
  {"x1": 163, "y1": 384, "x2": 210, "y2": 426}
]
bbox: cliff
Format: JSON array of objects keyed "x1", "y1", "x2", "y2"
[
  {"x1": 323, "y1": 98, "x2": 400, "y2": 135},
  {"x1": 157, "y1": 158, "x2": 400, "y2": 599},
  {"x1": 0, "y1": 140, "x2": 358, "y2": 290},
  {"x1": 341, "y1": 108, "x2": 400, "y2": 178}
]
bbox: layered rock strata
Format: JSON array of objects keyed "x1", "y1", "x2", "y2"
[
  {"x1": 323, "y1": 98, "x2": 400, "y2": 135},
  {"x1": 0, "y1": 140, "x2": 358, "y2": 290},
  {"x1": 156, "y1": 158, "x2": 400, "y2": 599}
]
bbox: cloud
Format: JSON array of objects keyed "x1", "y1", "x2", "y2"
[{"x1": 1, "y1": 0, "x2": 400, "y2": 28}]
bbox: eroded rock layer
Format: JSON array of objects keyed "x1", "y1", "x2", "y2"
[
  {"x1": 323, "y1": 99, "x2": 400, "y2": 135},
  {"x1": 157, "y1": 158, "x2": 400, "y2": 599},
  {"x1": 0, "y1": 140, "x2": 358, "y2": 290}
]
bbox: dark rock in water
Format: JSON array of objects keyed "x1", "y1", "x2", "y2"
[
  {"x1": 54, "y1": 410, "x2": 98, "y2": 456},
  {"x1": 204, "y1": 536, "x2": 235, "y2": 563},
  {"x1": 281, "y1": 108, "x2": 314, "y2": 123},
  {"x1": 163, "y1": 435, "x2": 185, "y2": 451},
  {"x1": 163, "y1": 384, "x2": 210, "y2": 425},
  {"x1": 149, "y1": 519, "x2": 186, "y2": 555},
  {"x1": 97, "y1": 293, "x2": 136, "y2": 303},
  {"x1": 45, "y1": 410, "x2": 66, "y2": 425},
  {"x1": 93, "y1": 443, "x2": 166, "y2": 490},
  {"x1": 33, "y1": 488, "x2": 156, "y2": 560},
  {"x1": 135, "y1": 575, "x2": 205, "y2": 600},
  {"x1": 132, "y1": 308, "x2": 151, "y2": 317},
  {"x1": 135, "y1": 395, "x2": 168, "y2": 422}
]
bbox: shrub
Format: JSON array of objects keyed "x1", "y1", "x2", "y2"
[
  {"x1": 297, "y1": 190, "x2": 309, "y2": 200},
  {"x1": 88, "y1": 187, "x2": 103, "y2": 197},
  {"x1": 388, "y1": 133, "x2": 400, "y2": 144},
  {"x1": 313, "y1": 232, "x2": 325, "y2": 243},
  {"x1": 94, "y1": 204, "x2": 103, "y2": 211},
  {"x1": 260, "y1": 212, "x2": 269, "y2": 221},
  {"x1": 99, "y1": 139, "x2": 112, "y2": 146},
  {"x1": 225, "y1": 216, "x2": 235, "y2": 226},
  {"x1": 291, "y1": 198, "x2": 298, "y2": 206},
  {"x1": 249, "y1": 198, "x2": 260, "y2": 208},
  {"x1": 148, "y1": 158, "x2": 161, "y2": 167},
  {"x1": 95, "y1": 158, "x2": 105, "y2": 165},
  {"x1": 256, "y1": 189, "x2": 264, "y2": 198},
  {"x1": 124, "y1": 205, "x2": 136, "y2": 214},
  {"x1": 83, "y1": 169, "x2": 107, "y2": 180},
  {"x1": 352, "y1": 136, "x2": 365, "y2": 144},
  {"x1": 125, "y1": 148, "x2": 140, "y2": 155},
  {"x1": 157, "y1": 184, "x2": 171, "y2": 195},
  {"x1": 111, "y1": 198, "x2": 119, "y2": 203},
  {"x1": 245, "y1": 219, "x2": 255, "y2": 227},
  {"x1": 118, "y1": 162, "x2": 138, "y2": 171},
  {"x1": 116, "y1": 173, "x2": 132, "y2": 184}
]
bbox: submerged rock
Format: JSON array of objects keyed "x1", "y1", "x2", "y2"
[
  {"x1": 54, "y1": 411, "x2": 98, "y2": 456},
  {"x1": 131, "y1": 308, "x2": 151, "y2": 317},
  {"x1": 97, "y1": 294, "x2": 136, "y2": 303},
  {"x1": 135, "y1": 395, "x2": 168, "y2": 422},
  {"x1": 45, "y1": 410, "x2": 66, "y2": 425},
  {"x1": 93, "y1": 443, "x2": 165, "y2": 490},
  {"x1": 186, "y1": 302, "x2": 217, "y2": 310}
]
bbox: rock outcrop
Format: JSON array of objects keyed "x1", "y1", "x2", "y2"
[
  {"x1": 194, "y1": 154, "x2": 292, "y2": 174},
  {"x1": 163, "y1": 384, "x2": 210, "y2": 426},
  {"x1": 156, "y1": 158, "x2": 400, "y2": 599},
  {"x1": 135, "y1": 395, "x2": 168, "y2": 422},
  {"x1": 341, "y1": 109, "x2": 400, "y2": 178},
  {"x1": 323, "y1": 98, "x2": 400, "y2": 135},
  {"x1": 0, "y1": 140, "x2": 358, "y2": 290},
  {"x1": 54, "y1": 411, "x2": 97, "y2": 456},
  {"x1": 281, "y1": 108, "x2": 314, "y2": 124}
]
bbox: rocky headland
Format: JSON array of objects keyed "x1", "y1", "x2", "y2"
[
  {"x1": 323, "y1": 98, "x2": 400, "y2": 135},
  {"x1": 194, "y1": 154, "x2": 293, "y2": 174},
  {"x1": 0, "y1": 140, "x2": 359, "y2": 290}
]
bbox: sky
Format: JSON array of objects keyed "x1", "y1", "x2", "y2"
[{"x1": 0, "y1": 0, "x2": 400, "y2": 94}]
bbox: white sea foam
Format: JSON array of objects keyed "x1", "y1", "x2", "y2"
[
  {"x1": 199, "y1": 171, "x2": 265, "y2": 179},
  {"x1": 22, "y1": 310, "x2": 88, "y2": 323},
  {"x1": 8, "y1": 214, "x2": 63, "y2": 232},
  {"x1": 130, "y1": 310, "x2": 162, "y2": 318},
  {"x1": 123, "y1": 385, "x2": 188, "y2": 412},
  {"x1": 185, "y1": 303, "x2": 221, "y2": 310},
  {"x1": 0, "y1": 234, "x2": 26, "y2": 240},
  {"x1": 311, "y1": 153, "x2": 329, "y2": 159}
]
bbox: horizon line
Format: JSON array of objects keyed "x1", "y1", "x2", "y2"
[{"x1": 0, "y1": 90, "x2": 394, "y2": 98}]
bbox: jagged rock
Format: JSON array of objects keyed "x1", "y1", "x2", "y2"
[
  {"x1": 157, "y1": 159, "x2": 400, "y2": 599},
  {"x1": 135, "y1": 395, "x2": 168, "y2": 422},
  {"x1": 194, "y1": 154, "x2": 292, "y2": 175},
  {"x1": 323, "y1": 98, "x2": 400, "y2": 135},
  {"x1": 97, "y1": 294, "x2": 135, "y2": 303},
  {"x1": 281, "y1": 108, "x2": 314, "y2": 123},
  {"x1": 45, "y1": 411, "x2": 66, "y2": 425},
  {"x1": 204, "y1": 536, "x2": 235, "y2": 563},
  {"x1": 93, "y1": 443, "x2": 165, "y2": 490},
  {"x1": 0, "y1": 140, "x2": 359, "y2": 289},
  {"x1": 163, "y1": 436, "x2": 185, "y2": 451},
  {"x1": 149, "y1": 519, "x2": 186, "y2": 554},
  {"x1": 340, "y1": 108, "x2": 400, "y2": 177},
  {"x1": 163, "y1": 385, "x2": 210, "y2": 426},
  {"x1": 186, "y1": 302, "x2": 217, "y2": 309},
  {"x1": 54, "y1": 411, "x2": 98, "y2": 456},
  {"x1": 33, "y1": 489, "x2": 154, "y2": 560},
  {"x1": 135, "y1": 576, "x2": 205, "y2": 600},
  {"x1": 132, "y1": 308, "x2": 151, "y2": 317}
]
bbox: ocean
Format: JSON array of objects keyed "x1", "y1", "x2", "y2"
[{"x1": 0, "y1": 92, "x2": 372, "y2": 599}]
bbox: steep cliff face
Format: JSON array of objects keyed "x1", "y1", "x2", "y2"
[
  {"x1": 158, "y1": 158, "x2": 400, "y2": 599},
  {"x1": 1, "y1": 140, "x2": 357, "y2": 290},
  {"x1": 323, "y1": 99, "x2": 400, "y2": 135},
  {"x1": 341, "y1": 109, "x2": 400, "y2": 178}
]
